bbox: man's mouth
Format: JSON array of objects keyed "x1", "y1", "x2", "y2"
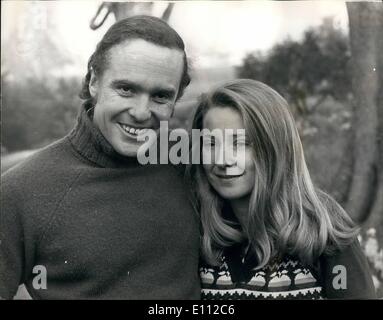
[{"x1": 118, "y1": 123, "x2": 151, "y2": 137}]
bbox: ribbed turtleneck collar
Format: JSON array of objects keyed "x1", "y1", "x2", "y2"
[{"x1": 67, "y1": 107, "x2": 141, "y2": 168}]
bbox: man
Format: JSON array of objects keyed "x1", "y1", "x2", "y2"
[{"x1": 0, "y1": 16, "x2": 200, "y2": 299}]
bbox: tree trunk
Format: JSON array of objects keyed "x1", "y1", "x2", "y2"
[
  {"x1": 346, "y1": 3, "x2": 381, "y2": 223},
  {"x1": 346, "y1": 2, "x2": 383, "y2": 297},
  {"x1": 363, "y1": 1, "x2": 383, "y2": 260}
]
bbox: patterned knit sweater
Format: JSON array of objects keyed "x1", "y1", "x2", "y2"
[
  {"x1": 0, "y1": 108, "x2": 200, "y2": 299},
  {"x1": 200, "y1": 240, "x2": 377, "y2": 299}
]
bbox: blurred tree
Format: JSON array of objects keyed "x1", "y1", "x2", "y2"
[
  {"x1": 3, "y1": 2, "x2": 73, "y2": 82},
  {"x1": 237, "y1": 17, "x2": 352, "y2": 117},
  {"x1": 1, "y1": 76, "x2": 81, "y2": 152},
  {"x1": 1, "y1": 2, "x2": 81, "y2": 152},
  {"x1": 90, "y1": 1, "x2": 176, "y2": 30}
]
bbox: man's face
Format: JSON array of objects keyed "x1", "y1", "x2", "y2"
[{"x1": 90, "y1": 39, "x2": 184, "y2": 157}]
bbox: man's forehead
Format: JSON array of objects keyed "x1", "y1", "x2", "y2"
[
  {"x1": 103, "y1": 39, "x2": 184, "y2": 83},
  {"x1": 108, "y1": 39, "x2": 183, "y2": 64}
]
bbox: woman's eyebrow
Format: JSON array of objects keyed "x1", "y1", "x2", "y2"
[
  {"x1": 202, "y1": 133, "x2": 215, "y2": 138},
  {"x1": 227, "y1": 131, "x2": 248, "y2": 137}
]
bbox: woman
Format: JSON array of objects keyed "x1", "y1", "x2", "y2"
[{"x1": 187, "y1": 79, "x2": 376, "y2": 299}]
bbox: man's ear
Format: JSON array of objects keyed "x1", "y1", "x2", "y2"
[{"x1": 89, "y1": 69, "x2": 98, "y2": 99}]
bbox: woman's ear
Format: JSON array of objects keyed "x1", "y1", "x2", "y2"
[{"x1": 89, "y1": 69, "x2": 98, "y2": 99}]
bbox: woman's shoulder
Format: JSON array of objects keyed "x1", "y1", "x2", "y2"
[{"x1": 319, "y1": 239, "x2": 377, "y2": 299}]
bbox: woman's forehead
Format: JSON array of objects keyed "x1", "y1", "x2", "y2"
[{"x1": 202, "y1": 106, "x2": 244, "y2": 130}]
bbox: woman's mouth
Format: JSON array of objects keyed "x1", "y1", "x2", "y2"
[{"x1": 214, "y1": 173, "x2": 244, "y2": 180}]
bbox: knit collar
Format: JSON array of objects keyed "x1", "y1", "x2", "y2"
[{"x1": 68, "y1": 106, "x2": 141, "y2": 168}]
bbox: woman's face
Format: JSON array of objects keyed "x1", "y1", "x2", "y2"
[{"x1": 202, "y1": 106, "x2": 256, "y2": 200}]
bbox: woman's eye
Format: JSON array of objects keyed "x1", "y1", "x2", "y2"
[
  {"x1": 202, "y1": 138, "x2": 215, "y2": 147},
  {"x1": 234, "y1": 138, "x2": 249, "y2": 146},
  {"x1": 234, "y1": 140, "x2": 246, "y2": 146}
]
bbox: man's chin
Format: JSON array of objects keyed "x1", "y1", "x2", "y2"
[{"x1": 114, "y1": 145, "x2": 139, "y2": 158}]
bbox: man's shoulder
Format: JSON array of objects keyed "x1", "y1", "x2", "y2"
[
  {"x1": 4, "y1": 137, "x2": 70, "y2": 171},
  {"x1": 1, "y1": 137, "x2": 79, "y2": 193}
]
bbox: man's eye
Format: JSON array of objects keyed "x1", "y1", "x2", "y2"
[
  {"x1": 117, "y1": 86, "x2": 134, "y2": 96},
  {"x1": 152, "y1": 93, "x2": 171, "y2": 104}
]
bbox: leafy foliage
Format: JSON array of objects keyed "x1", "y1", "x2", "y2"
[
  {"x1": 237, "y1": 19, "x2": 352, "y2": 116},
  {"x1": 1, "y1": 76, "x2": 81, "y2": 152}
]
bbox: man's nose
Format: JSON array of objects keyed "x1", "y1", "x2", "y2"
[{"x1": 128, "y1": 95, "x2": 151, "y2": 122}]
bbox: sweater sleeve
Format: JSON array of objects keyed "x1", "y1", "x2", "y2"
[
  {"x1": 0, "y1": 174, "x2": 26, "y2": 299},
  {"x1": 319, "y1": 239, "x2": 377, "y2": 299}
]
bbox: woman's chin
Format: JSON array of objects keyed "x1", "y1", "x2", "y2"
[{"x1": 214, "y1": 187, "x2": 250, "y2": 201}]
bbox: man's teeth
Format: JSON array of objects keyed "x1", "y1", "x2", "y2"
[{"x1": 120, "y1": 124, "x2": 149, "y2": 135}]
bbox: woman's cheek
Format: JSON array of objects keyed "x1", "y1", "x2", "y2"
[{"x1": 230, "y1": 147, "x2": 248, "y2": 175}]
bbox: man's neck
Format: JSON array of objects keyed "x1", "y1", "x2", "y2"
[{"x1": 68, "y1": 106, "x2": 140, "y2": 168}]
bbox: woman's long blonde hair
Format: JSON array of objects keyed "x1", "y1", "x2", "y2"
[{"x1": 187, "y1": 79, "x2": 358, "y2": 268}]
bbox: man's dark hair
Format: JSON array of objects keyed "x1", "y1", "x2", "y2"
[{"x1": 79, "y1": 15, "x2": 190, "y2": 110}]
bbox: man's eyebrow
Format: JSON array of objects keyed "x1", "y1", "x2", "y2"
[
  {"x1": 151, "y1": 87, "x2": 176, "y2": 98},
  {"x1": 110, "y1": 79, "x2": 141, "y2": 90},
  {"x1": 110, "y1": 79, "x2": 176, "y2": 97}
]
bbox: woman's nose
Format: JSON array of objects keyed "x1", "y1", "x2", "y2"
[{"x1": 215, "y1": 145, "x2": 236, "y2": 167}]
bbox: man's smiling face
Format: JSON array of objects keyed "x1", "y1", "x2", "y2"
[{"x1": 90, "y1": 39, "x2": 184, "y2": 157}]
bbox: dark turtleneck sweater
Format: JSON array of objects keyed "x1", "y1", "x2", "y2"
[{"x1": 0, "y1": 109, "x2": 200, "y2": 299}]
